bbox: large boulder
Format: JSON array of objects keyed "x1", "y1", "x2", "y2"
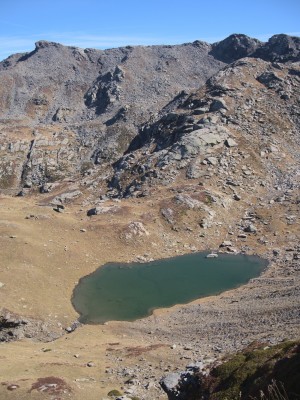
[{"x1": 122, "y1": 221, "x2": 149, "y2": 240}]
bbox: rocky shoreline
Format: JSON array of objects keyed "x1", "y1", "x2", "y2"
[{"x1": 96, "y1": 246, "x2": 298, "y2": 399}]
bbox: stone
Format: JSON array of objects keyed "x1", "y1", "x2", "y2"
[
  {"x1": 23, "y1": 180, "x2": 32, "y2": 188},
  {"x1": 257, "y1": 71, "x2": 282, "y2": 88},
  {"x1": 53, "y1": 190, "x2": 82, "y2": 204},
  {"x1": 53, "y1": 107, "x2": 74, "y2": 122},
  {"x1": 226, "y1": 247, "x2": 238, "y2": 253},
  {"x1": 7, "y1": 384, "x2": 19, "y2": 390},
  {"x1": 244, "y1": 224, "x2": 257, "y2": 233},
  {"x1": 65, "y1": 320, "x2": 81, "y2": 333},
  {"x1": 206, "y1": 253, "x2": 218, "y2": 258},
  {"x1": 123, "y1": 221, "x2": 149, "y2": 240},
  {"x1": 53, "y1": 204, "x2": 65, "y2": 213},
  {"x1": 160, "y1": 370, "x2": 200, "y2": 400},
  {"x1": 192, "y1": 107, "x2": 208, "y2": 115},
  {"x1": 40, "y1": 182, "x2": 57, "y2": 193},
  {"x1": 160, "y1": 373, "x2": 181, "y2": 392},
  {"x1": 233, "y1": 193, "x2": 241, "y2": 201},
  {"x1": 87, "y1": 205, "x2": 120, "y2": 216},
  {"x1": 201, "y1": 133, "x2": 223, "y2": 145},
  {"x1": 226, "y1": 179, "x2": 240, "y2": 187},
  {"x1": 175, "y1": 194, "x2": 202, "y2": 209},
  {"x1": 186, "y1": 361, "x2": 204, "y2": 371},
  {"x1": 220, "y1": 241, "x2": 232, "y2": 247},
  {"x1": 86, "y1": 362, "x2": 95, "y2": 367},
  {"x1": 161, "y1": 208, "x2": 175, "y2": 224},
  {"x1": 206, "y1": 156, "x2": 218, "y2": 166},
  {"x1": 225, "y1": 138, "x2": 238, "y2": 147},
  {"x1": 209, "y1": 98, "x2": 227, "y2": 112}
]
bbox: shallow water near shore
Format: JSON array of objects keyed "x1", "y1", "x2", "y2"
[{"x1": 72, "y1": 252, "x2": 267, "y2": 324}]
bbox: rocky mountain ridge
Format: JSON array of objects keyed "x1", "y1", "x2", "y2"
[{"x1": 0, "y1": 33, "x2": 299, "y2": 196}]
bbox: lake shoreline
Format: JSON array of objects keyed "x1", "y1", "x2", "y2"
[{"x1": 72, "y1": 252, "x2": 268, "y2": 325}]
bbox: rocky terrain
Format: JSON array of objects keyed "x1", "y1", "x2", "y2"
[
  {"x1": 160, "y1": 340, "x2": 300, "y2": 399},
  {"x1": 0, "y1": 33, "x2": 299, "y2": 195},
  {"x1": 0, "y1": 33, "x2": 299, "y2": 399}
]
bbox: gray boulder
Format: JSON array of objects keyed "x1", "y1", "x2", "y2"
[
  {"x1": 244, "y1": 224, "x2": 257, "y2": 233},
  {"x1": 209, "y1": 98, "x2": 227, "y2": 112}
]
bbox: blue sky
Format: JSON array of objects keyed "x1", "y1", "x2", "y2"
[{"x1": 0, "y1": 0, "x2": 299, "y2": 61}]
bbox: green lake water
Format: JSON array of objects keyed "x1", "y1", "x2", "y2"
[{"x1": 72, "y1": 252, "x2": 267, "y2": 324}]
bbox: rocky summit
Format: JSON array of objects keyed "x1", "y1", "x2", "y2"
[{"x1": 0, "y1": 34, "x2": 299, "y2": 400}]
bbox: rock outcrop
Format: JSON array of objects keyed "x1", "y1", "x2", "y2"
[
  {"x1": 0, "y1": 309, "x2": 62, "y2": 342},
  {"x1": 108, "y1": 56, "x2": 300, "y2": 200}
]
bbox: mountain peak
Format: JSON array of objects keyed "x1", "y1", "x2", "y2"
[
  {"x1": 211, "y1": 33, "x2": 261, "y2": 63},
  {"x1": 35, "y1": 40, "x2": 63, "y2": 49},
  {"x1": 250, "y1": 33, "x2": 300, "y2": 62}
]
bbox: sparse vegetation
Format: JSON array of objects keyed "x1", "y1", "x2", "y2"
[
  {"x1": 108, "y1": 389, "x2": 123, "y2": 397},
  {"x1": 257, "y1": 380, "x2": 289, "y2": 400},
  {"x1": 204, "y1": 341, "x2": 300, "y2": 400}
]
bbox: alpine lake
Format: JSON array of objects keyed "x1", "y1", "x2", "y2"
[{"x1": 72, "y1": 252, "x2": 267, "y2": 324}]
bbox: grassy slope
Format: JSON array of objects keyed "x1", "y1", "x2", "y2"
[{"x1": 198, "y1": 341, "x2": 300, "y2": 400}]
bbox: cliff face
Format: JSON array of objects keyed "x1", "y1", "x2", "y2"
[{"x1": 0, "y1": 33, "x2": 299, "y2": 196}]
